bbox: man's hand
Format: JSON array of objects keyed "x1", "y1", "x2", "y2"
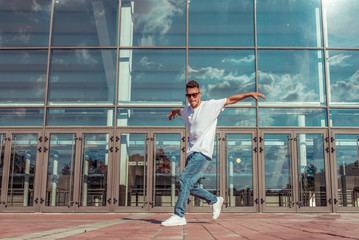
[
  {"x1": 251, "y1": 92, "x2": 266, "y2": 101},
  {"x1": 167, "y1": 108, "x2": 182, "y2": 120}
]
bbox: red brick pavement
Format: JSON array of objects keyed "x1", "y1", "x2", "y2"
[{"x1": 1, "y1": 213, "x2": 359, "y2": 239}]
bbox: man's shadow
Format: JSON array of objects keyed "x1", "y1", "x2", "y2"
[{"x1": 121, "y1": 217, "x2": 161, "y2": 224}]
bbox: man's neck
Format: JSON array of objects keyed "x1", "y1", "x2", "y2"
[{"x1": 191, "y1": 100, "x2": 201, "y2": 109}]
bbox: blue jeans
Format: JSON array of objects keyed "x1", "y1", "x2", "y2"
[{"x1": 174, "y1": 152, "x2": 218, "y2": 217}]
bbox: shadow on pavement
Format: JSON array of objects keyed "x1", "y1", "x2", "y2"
[{"x1": 120, "y1": 217, "x2": 162, "y2": 224}]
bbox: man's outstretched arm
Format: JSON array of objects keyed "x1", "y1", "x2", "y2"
[
  {"x1": 167, "y1": 108, "x2": 182, "y2": 120},
  {"x1": 224, "y1": 92, "x2": 265, "y2": 107}
]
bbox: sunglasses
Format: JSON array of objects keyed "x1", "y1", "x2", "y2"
[{"x1": 186, "y1": 92, "x2": 200, "y2": 98}]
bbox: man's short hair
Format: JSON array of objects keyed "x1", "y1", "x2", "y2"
[{"x1": 186, "y1": 80, "x2": 200, "y2": 90}]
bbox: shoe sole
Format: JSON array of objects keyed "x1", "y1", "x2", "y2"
[{"x1": 161, "y1": 222, "x2": 187, "y2": 226}]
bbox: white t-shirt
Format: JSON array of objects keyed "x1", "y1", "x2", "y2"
[{"x1": 180, "y1": 98, "x2": 226, "y2": 159}]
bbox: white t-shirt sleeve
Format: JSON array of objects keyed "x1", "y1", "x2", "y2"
[{"x1": 180, "y1": 107, "x2": 188, "y2": 123}]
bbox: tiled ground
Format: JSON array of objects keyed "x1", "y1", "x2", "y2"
[{"x1": 1, "y1": 213, "x2": 359, "y2": 239}]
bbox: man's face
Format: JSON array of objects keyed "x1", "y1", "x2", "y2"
[{"x1": 186, "y1": 87, "x2": 201, "y2": 109}]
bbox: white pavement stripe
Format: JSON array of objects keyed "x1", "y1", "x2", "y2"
[{"x1": 1, "y1": 214, "x2": 151, "y2": 240}]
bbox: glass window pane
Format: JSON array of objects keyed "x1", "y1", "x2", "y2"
[
  {"x1": 117, "y1": 108, "x2": 184, "y2": 127},
  {"x1": 49, "y1": 49, "x2": 116, "y2": 105},
  {"x1": 189, "y1": 50, "x2": 256, "y2": 106},
  {"x1": 118, "y1": 49, "x2": 185, "y2": 105},
  {"x1": 259, "y1": 108, "x2": 327, "y2": 127},
  {"x1": 47, "y1": 108, "x2": 113, "y2": 126},
  {"x1": 0, "y1": 50, "x2": 47, "y2": 105},
  {"x1": 0, "y1": 0, "x2": 51, "y2": 47},
  {"x1": 52, "y1": 0, "x2": 118, "y2": 46},
  {"x1": 327, "y1": 50, "x2": 359, "y2": 106},
  {"x1": 120, "y1": 0, "x2": 186, "y2": 47},
  {"x1": 324, "y1": 0, "x2": 359, "y2": 48},
  {"x1": 257, "y1": 0, "x2": 322, "y2": 47},
  {"x1": 258, "y1": 50, "x2": 325, "y2": 106},
  {"x1": 0, "y1": 108, "x2": 44, "y2": 126},
  {"x1": 218, "y1": 108, "x2": 256, "y2": 127},
  {"x1": 330, "y1": 109, "x2": 359, "y2": 127},
  {"x1": 188, "y1": 0, "x2": 254, "y2": 47}
]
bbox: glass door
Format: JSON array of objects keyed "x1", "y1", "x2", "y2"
[
  {"x1": 40, "y1": 131, "x2": 113, "y2": 212},
  {"x1": 114, "y1": 129, "x2": 185, "y2": 212},
  {"x1": 2, "y1": 132, "x2": 42, "y2": 212},
  {"x1": 150, "y1": 132, "x2": 184, "y2": 212},
  {"x1": 332, "y1": 132, "x2": 359, "y2": 212},
  {"x1": 261, "y1": 133, "x2": 295, "y2": 212},
  {"x1": 295, "y1": 132, "x2": 330, "y2": 212},
  {"x1": 41, "y1": 133, "x2": 78, "y2": 212},
  {"x1": 223, "y1": 132, "x2": 257, "y2": 213},
  {"x1": 77, "y1": 133, "x2": 112, "y2": 212},
  {"x1": 115, "y1": 131, "x2": 149, "y2": 211},
  {"x1": 260, "y1": 131, "x2": 331, "y2": 213}
]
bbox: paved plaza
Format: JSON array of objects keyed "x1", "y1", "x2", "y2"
[{"x1": 0, "y1": 213, "x2": 359, "y2": 239}]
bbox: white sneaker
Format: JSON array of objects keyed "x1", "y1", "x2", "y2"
[
  {"x1": 161, "y1": 214, "x2": 187, "y2": 226},
  {"x1": 212, "y1": 197, "x2": 223, "y2": 220}
]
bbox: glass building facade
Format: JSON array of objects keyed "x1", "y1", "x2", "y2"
[{"x1": 0, "y1": 0, "x2": 359, "y2": 213}]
